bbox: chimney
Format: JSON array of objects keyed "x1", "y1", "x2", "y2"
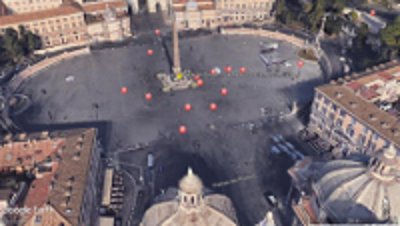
[
  {"x1": 18, "y1": 133, "x2": 27, "y2": 140},
  {"x1": 40, "y1": 131, "x2": 49, "y2": 139}
]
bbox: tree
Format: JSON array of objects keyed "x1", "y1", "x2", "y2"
[
  {"x1": 302, "y1": 2, "x2": 313, "y2": 13},
  {"x1": 381, "y1": 16, "x2": 400, "y2": 48},
  {"x1": 3, "y1": 28, "x2": 24, "y2": 61},
  {"x1": 25, "y1": 32, "x2": 42, "y2": 51},
  {"x1": 309, "y1": 0, "x2": 326, "y2": 32},
  {"x1": 276, "y1": 0, "x2": 287, "y2": 24},
  {"x1": 324, "y1": 16, "x2": 343, "y2": 35},
  {"x1": 349, "y1": 11, "x2": 359, "y2": 22}
]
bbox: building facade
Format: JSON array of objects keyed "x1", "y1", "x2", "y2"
[
  {"x1": 309, "y1": 61, "x2": 400, "y2": 157},
  {"x1": 0, "y1": 1, "x2": 131, "y2": 50},
  {"x1": 148, "y1": 0, "x2": 275, "y2": 30},
  {"x1": 0, "y1": 128, "x2": 102, "y2": 226},
  {"x1": 140, "y1": 168, "x2": 239, "y2": 226},
  {"x1": 84, "y1": 1, "x2": 132, "y2": 42},
  {"x1": 2, "y1": 0, "x2": 63, "y2": 14},
  {"x1": 0, "y1": 5, "x2": 88, "y2": 48}
]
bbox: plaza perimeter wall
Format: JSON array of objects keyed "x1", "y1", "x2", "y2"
[
  {"x1": 9, "y1": 47, "x2": 91, "y2": 90},
  {"x1": 220, "y1": 27, "x2": 307, "y2": 48}
]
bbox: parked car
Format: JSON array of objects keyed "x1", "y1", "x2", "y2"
[{"x1": 263, "y1": 191, "x2": 278, "y2": 207}]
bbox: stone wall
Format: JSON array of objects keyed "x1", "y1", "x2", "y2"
[
  {"x1": 221, "y1": 28, "x2": 306, "y2": 48},
  {"x1": 9, "y1": 47, "x2": 91, "y2": 90}
]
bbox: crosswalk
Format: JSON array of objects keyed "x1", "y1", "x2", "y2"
[{"x1": 270, "y1": 134, "x2": 305, "y2": 160}]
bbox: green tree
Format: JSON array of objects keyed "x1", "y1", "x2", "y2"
[
  {"x1": 3, "y1": 28, "x2": 24, "y2": 61},
  {"x1": 302, "y1": 2, "x2": 313, "y2": 13},
  {"x1": 25, "y1": 32, "x2": 42, "y2": 51},
  {"x1": 276, "y1": 0, "x2": 287, "y2": 23},
  {"x1": 324, "y1": 16, "x2": 343, "y2": 35},
  {"x1": 350, "y1": 11, "x2": 359, "y2": 22},
  {"x1": 381, "y1": 16, "x2": 400, "y2": 48},
  {"x1": 309, "y1": 0, "x2": 326, "y2": 32}
]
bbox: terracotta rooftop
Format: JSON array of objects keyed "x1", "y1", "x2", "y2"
[
  {"x1": 0, "y1": 128, "x2": 97, "y2": 226},
  {"x1": 317, "y1": 61, "x2": 400, "y2": 148},
  {"x1": 0, "y1": 0, "x2": 127, "y2": 27},
  {"x1": 0, "y1": 4, "x2": 83, "y2": 27},
  {"x1": 0, "y1": 138, "x2": 64, "y2": 171}
]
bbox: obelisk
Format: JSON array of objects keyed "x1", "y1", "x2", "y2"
[{"x1": 172, "y1": 17, "x2": 181, "y2": 74}]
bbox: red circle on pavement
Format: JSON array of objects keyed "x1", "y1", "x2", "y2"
[
  {"x1": 209, "y1": 103, "x2": 218, "y2": 111},
  {"x1": 297, "y1": 60, "x2": 304, "y2": 69},
  {"x1": 221, "y1": 88, "x2": 228, "y2": 96},
  {"x1": 239, "y1": 67, "x2": 247, "y2": 74},
  {"x1": 147, "y1": 49, "x2": 154, "y2": 56},
  {"x1": 120, "y1": 86, "x2": 128, "y2": 94},
  {"x1": 179, "y1": 125, "x2": 187, "y2": 134},
  {"x1": 197, "y1": 79, "x2": 204, "y2": 87},
  {"x1": 194, "y1": 75, "x2": 201, "y2": 81},
  {"x1": 210, "y1": 68, "x2": 217, "y2": 75},
  {"x1": 224, "y1": 66, "x2": 233, "y2": 73},
  {"x1": 145, "y1": 92, "x2": 152, "y2": 101},
  {"x1": 184, "y1": 103, "x2": 192, "y2": 112},
  {"x1": 370, "y1": 9, "x2": 376, "y2": 16},
  {"x1": 154, "y1": 29, "x2": 161, "y2": 36}
]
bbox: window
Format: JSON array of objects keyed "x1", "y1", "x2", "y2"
[
  {"x1": 323, "y1": 97, "x2": 329, "y2": 105},
  {"x1": 332, "y1": 103, "x2": 337, "y2": 112},
  {"x1": 35, "y1": 215, "x2": 42, "y2": 224}
]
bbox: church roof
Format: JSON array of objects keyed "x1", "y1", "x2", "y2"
[
  {"x1": 309, "y1": 146, "x2": 400, "y2": 223},
  {"x1": 140, "y1": 168, "x2": 238, "y2": 226}
]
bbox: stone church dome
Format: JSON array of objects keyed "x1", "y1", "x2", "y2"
[
  {"x1": 311, "y1": 145, "x2": 400, "y2": 223},
  {"x1": 179, "y1": 167, "x2": 203, "y2": 194},
  {"x1": 140, "y1": 167, "x2": 238, "y2": 226}
]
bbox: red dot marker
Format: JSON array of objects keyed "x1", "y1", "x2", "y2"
[
  {"x1": 370, "y1": 9, "x2": 376, "y2": 16},
  {"x1": 194, "y1": 74, "x2": 201, "y2": 81},
  {"x1": 210, "y1": 68, "x2": 217, "y2": 76},
  {"x1": 209, "y1": 103, "x2": 218, "y2": 111},
  {"x1": 145, "y1": 92, "x2": 152, "y2": 101},
  {"x1": 224, "y1": 66, "x2": 233, "y2": 73},
  {"x1": 297, "y1": 60, "x2": 304, "y2": 69},
  {"x1": 220, "y1": 88, "x2": 228, "y2": 96},
  {"x1": 147, "y1": 49, "x2": 154, "y2": 56},
  {"x1": 197, "y1": 79, "x2": 204, "y2": 87},
  {"x1": 184, "y1": 103, "x2": 192, "y2": 112},
  {"x1": 179, "y1": 125, "x2": 187, "y2": 134},
  {"x1": 154, "y1": 29, "x2": 161, "y2": 36},
  {"x1": 120, "y1": 86, "x2": 128, "y2": 94},
  {"x1": 239, "y1": 67, "x2": 247, "y2": 74}
]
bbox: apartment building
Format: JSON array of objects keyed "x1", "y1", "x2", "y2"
[
  {"x1": 0, "y1": 1, "x2": 131, "y2": 50},
  {"x1": 215, "y1": 0, "x2": 275, "y2": 25},
  {"x1": 173, "y1": 0, "x2": 219, "y2": 30},
  {"x1": 153, "y1": 0, "x2": 275, "y2": 30},
  {"x1": 2, "y1": 0, "x2": 64, "y2": 14},
  {"x1": 84, "y1": 1, "x2": 132, "y2": 42},
  {"x1": 309, "y1": 61, "x2": 400, "y2": 157},
  {"x1": 0, "y1": 128, "x2": 102, "y2": 226}
]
